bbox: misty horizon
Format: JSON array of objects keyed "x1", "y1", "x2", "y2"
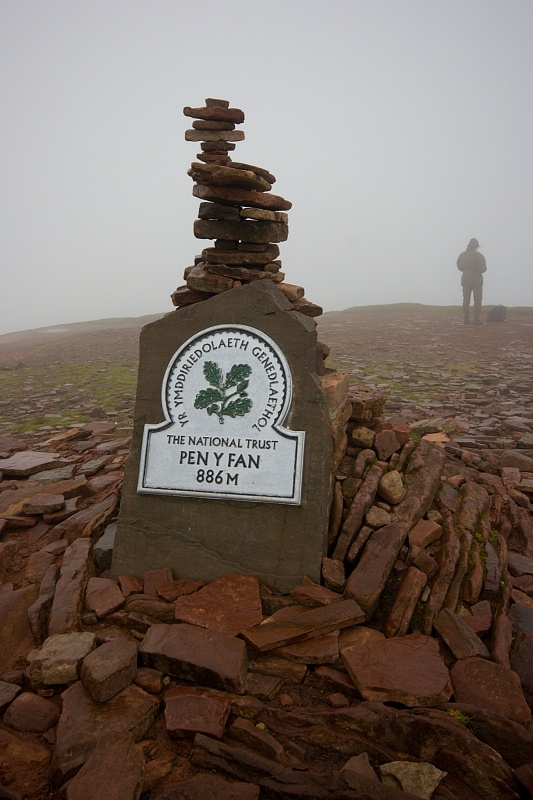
[{"x1": 1, "y1": 1, "x2": 532, "y2": 336}]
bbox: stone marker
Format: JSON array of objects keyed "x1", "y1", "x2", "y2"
[{"x1": 112, "y1": 281, "x2": 331, "y2": 593}]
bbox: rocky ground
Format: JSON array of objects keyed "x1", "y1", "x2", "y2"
[{"x1": 0, "y1": 305, "x2": 532, "y2": 800}]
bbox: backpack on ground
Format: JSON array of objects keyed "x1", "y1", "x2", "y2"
[{"x1": 487, "y1": 304, "x2": 507, "y2": 322}]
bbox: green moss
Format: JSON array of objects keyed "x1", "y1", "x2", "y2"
[{"x1": 446, "y1": 708, "x2": 472, "y2": 727}]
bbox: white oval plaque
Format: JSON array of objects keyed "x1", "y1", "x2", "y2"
[{"x1": 138, "y1": 324, "x2": 305, "y2": 504}]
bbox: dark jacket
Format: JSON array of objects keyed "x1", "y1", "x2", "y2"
[{"x1": 457, "y1": 249, "x2": 486, "y2": 288}]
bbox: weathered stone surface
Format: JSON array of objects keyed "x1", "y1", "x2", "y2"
[
  {"x1": 92, "y1": 522, "x2": 116, "y2": 573},
  {"x1": 273, "y1": 632, "x2": 339, "y2": 664},
  {"x1": 164, "y1": 685, "x2": 230, "y2": 739},
  {"x1": 134, "y1": 666, "x2": 165, "y2": 695},
  {"x1": 175, "y1": 574, "x2": 262, "y2": 635},
  {"x1": 184, "y1": 104, "x2": 244, "y2": 123},
  {"x1": 422, "y1": 513, "x2": 461, "y2": 633},
  {"x1": 204, "y1": 263, "x2": 282, "y2": 284},
  {"x1": 276, "y1": 282, "x2": 305, "y2": 302},
  {"x1": 124, "y1": 594, "x2": 175, "y2": 622},
  {"x1": 224, "y1": 160, "x2": 274, "y2": 183},
  {"x1": 365, "y1": 505, "x2": 391, "y2": 527},
  {"x1": 64, "y1": 730, "x2": 144, "y2": 800},
  {"x1": 80, "y1": 638, "x2": 138, "y2": 702},
  {"x1": 451, "y1": 657, "x2": 531, "y2": 724},
  {"x1": 193, "y1": 183, "x2": 292, "y2": 211},
  {"x1": 245, "y1": 672, "x2": 283, "y2": 700},
  {"x1": 377, "y1": 470, "x2": 405, "y2": 505},
  {"x1": 241, "y1": 207, "x2": 286, "y2": 222},
  {"x1": 433, "y1": 608, "x2": 490, "y2": 659},
  {"x1": 408, "y1": 518, "x2": 443, "y2": 548},
  {"x1": 188, "y1": 162, "x2": 270, "y2": 192},
  {"x1": 348, "y1": 385, "x2": 386, "y2": 422},
  {"x1": 510, "y1": 633, "x2": 533, "y2": 704},
  {"x1": 509, "y1": 603, "x2": 533, "y2": 635},
  {"x1": 242, "y1": 599, "x2": 364, "y2": 653},
  {"x1": 185, "y1": 129, "x2": 244, "y2": 142},
  {"x1": 0, "y1": 451, "x2": 61, "y2": 477},
  {"x1": 54, "y1": 681, "x2": 159, "y2": 780},
  {"x1": 0, "y1": 728, "x2": 51, "y2": 796},
  {"x1": 171, "y1": 285, "x2": 214, "y2": 307},
  {"x1": 152, "y1": 774, "x2": 260, "y2": 800},
  {"x1": 443, "y1": 702, "x2": 533, "y2": 769},
  {"x1": 0, "y1": 679, "x2": 21, "y2": 712},
  {"x1": 198, "y1": 201, "x2": 241, "y2": 221},
  {"x1": 24, "y1": 548, "x2": 54, "y2": 584},
  {"x1": 85, "y1": 576, "x2": 125, "y2": 618},
  {"x1": 384, "y1": 566, "x2": 427, "y2": 637},
  {"x1": 344, "y1": 522, "x2": 410, "y2": 619},
  {"x1": 351, "y1": 426, "x2": 375, "y2": 448},
  {"x1": 290, "y1": 579, "x2": 342, "y2": 607},
  {"x1": 112, "y1": 283, "x2": 331, "y2": 594},
  {"x1": 203, "y1": 244, "x2": 280, "y2": 265},
  {"x1": 49, "y1": 493, "x2": 117, "y2": 544},
  {"x1": 229, "y1": 717, "x2": 283, "y2": 761},
  {"x1": 341, "y1": 634, "x2": 452, "y2": 706},
  {"x1": 292, "y1": 297, "x2": 324, "y2": 317},
  {"x1": 194, "y1": 218, "x2": 288, "y2": 245},
  {"x1": 27, "y1": 632, "x2": 96, "y2": 685},
  {"x1": 142, "y1": 567, "x2": 174, "y2": 597},
  {"x1": 185, "y1": 264, "x2": 233, "y2": 293},
  {"x1": 21, "y1": 492, "x2": 64, "y2": 515},
  {"x1": 508, "y1": 551, "x2": 533, "y2": 577},
  {"x1": 48, "y1": 538, "x2": 92, "y2": 635},
  {"x1": 157, "y1": 578, "x2": 205, "y2": 601},
  {"x1": 379, "y1": 760, "x2": 446, "y2": 799},
  {"x1": 3, "y1": 691, "x2": 60, "y2": 732},
  {"x1": 392, "y1": 440, "x2": 446, "y2": 528},
  {"x1": 248, "y1": 655, "x2": 307, "y2": 684},
  {"x1": 139, "y1": 623, "x2": 248, "y2": 694},
  {"x1": 332, "y1": 465, "x2": 383, "y2": 561},
  {"x1": 118, "y1": 574, "x2": 144, "y2": 597},
  {"x1": 374, "y1": 430, "x2": 401, "y2": 461},
  {"x1": 0, "y1": 584, "x2": 38, "y2": 671},
  {"x1": 321, "y1": 557, "x2": 345, "y2": 592}
]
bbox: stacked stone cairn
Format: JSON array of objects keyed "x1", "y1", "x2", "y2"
[{"x1": 171, "y1": 98, "x2": 322, "y2": 318}]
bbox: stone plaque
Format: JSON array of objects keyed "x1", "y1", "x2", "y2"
[
  {"x1": 138, "y1": 324, "x2": 304, "y2": 504},
  {"x1": 112, "y1": 282, "x2": 332, "y2": 593}
]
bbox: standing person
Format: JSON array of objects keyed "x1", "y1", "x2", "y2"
[{"x1": 457, "y1": 238, "x2": 487, "y2": 325}]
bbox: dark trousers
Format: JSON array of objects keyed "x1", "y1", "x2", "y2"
[{"x1": 462, "y1": 285, "x2": 482, "y2": 320}]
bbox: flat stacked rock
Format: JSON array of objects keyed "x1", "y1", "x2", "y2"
[{"x1": 170, "y1": 98, "x2": 322, "y2": 318}]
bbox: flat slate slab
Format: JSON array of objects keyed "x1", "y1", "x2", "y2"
[
  {"x1": 241, "y1": 599, "x2": 364, "y2": 652},
  {"x1": 139, "y1": 622, "x2": 248, "y2": 694},
  {"x1": 174, "y1": 573, "x2": 262, "y2": 635},
  {"x1": 54, "y1": 681, "x2": 159, "y2": 780},
  {"x1": 341, "y1": 633, "x2": 453, "y2": 707},
  {"x1": 164, "y1": 686, "x2": 231, "y2": 739},
  {"x1": 0, "y1": 451, "x2": 62, "y2": 477},
  {"x1": 451, "y1": 657, "x2": 531, "y2": 725}
]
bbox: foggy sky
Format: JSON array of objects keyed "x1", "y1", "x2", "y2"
[{"x1": 1, "y1": 0, "x2": 532, "y2": 335}]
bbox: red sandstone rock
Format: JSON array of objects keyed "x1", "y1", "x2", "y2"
[
  {"x1": 341, "y1": 633, "x2": 452, "y2": 707},
  {"x1": 451, "y1": 657, "x2": 531, "y2": 725},
  {"x1": 174, "y1": 573, "x2": 262, "y2": 635},
  {"x1": 139, "y1": 623, "x2": 248, "y2": 694},
  {"x1": 3, "y1": 691, "x2": 60, "y2": 732},
  {"x1": 64, "y1": 731, "x2": 144, "y2": 800},
  {"x1": 80, "y1": 638, "x2": 138, "y2": 703},
  {"x1": 241, "y1": 599, "x2": 364, "y2": 652},
  {"x1": 85, "y1": 577, "x2": 125, "y2": 618},
  {"x1": 164, "y1": 685, "x2": 230, "y2": 739}
]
